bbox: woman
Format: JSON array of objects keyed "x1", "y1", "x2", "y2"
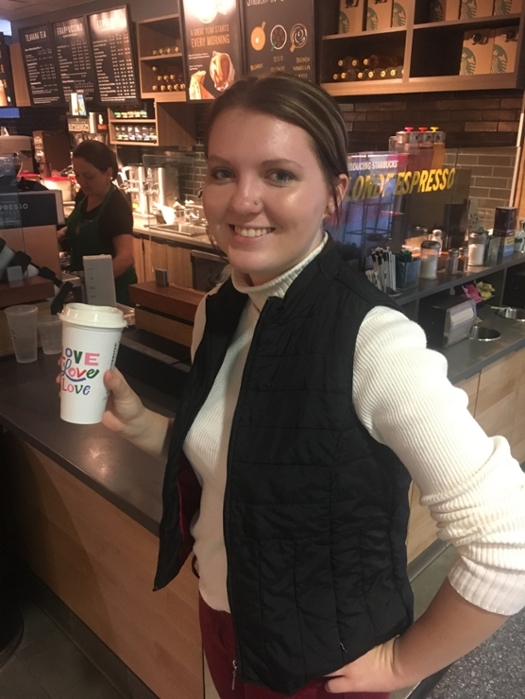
[
  {"x1": 65, "y1": 140, "x2": 137, "y2": 306},
  {"x1": 101, "y1": 75, "x2": 525, "y2": 698}
]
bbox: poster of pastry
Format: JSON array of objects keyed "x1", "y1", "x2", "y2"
[
  {"x1": 243, "y1": 0, "x2": 315, "y2": 82},
  {"x1": 181, "y1": 0, "x2": 243, "y2": 101},
  {"x1": 0, "y1": 34, "x2": 16, "y2": 107}
]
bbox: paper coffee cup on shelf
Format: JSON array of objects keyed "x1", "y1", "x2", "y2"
[{"x1": 59, "y1": 303, "x2": 126, "y2": 425}]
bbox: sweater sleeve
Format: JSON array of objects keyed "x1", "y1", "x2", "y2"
[{"x1": 353, "y1": 305, "x2": 525, "y2": 615}]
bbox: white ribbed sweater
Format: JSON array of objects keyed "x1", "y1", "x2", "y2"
[{"x1": 183, "y1": 239, "x2": 525, "y2": 617}]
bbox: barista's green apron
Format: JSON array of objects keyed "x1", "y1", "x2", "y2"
[{"x1": 66, "y1": 185, "x2": 137, "y2": 306}]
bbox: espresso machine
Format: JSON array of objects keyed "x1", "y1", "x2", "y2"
[{"x1": 120, "y1": 156, "x2": 181, "y2": 225}]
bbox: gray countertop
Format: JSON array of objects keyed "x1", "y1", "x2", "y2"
[
  {"x1": 1, "y1": 306, "x2": 525, "y2": 537},
  {"x1": 0, "y1": 352, "x2": 176, "y2": 535},
  {"x1": 440, "y1": 305, "x2": 525, "y2": 383}
]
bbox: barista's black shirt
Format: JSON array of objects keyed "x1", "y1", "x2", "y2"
[{"x1": 73, "y1": 187, "x2": 133, "y2": 248}]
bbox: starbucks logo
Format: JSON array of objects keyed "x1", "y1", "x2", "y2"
[
  {"x1": 461, "y1": 0, "x2": 477, "y2": 19},
  {"x1": 392, "y1": 2, "x2": 407, "y2": 26},
  {"x1": 339, "y1": 11, "x2": 349, "y2": 34},
  {"x1": 492, "y1": 44, "x2": 508, "y2": 73},
  {"x1": 494, "y1": 0, "x2": 512, "y2": 13},
  {"x1": 367, "y1": 7, "x2": 378, "y2": 31},
  {"x1": 461, "y1": 46, "x2": 476, "y2": 75},
  {"x1": 429, "y1": 0, "x2": 444, "y2": 21}
]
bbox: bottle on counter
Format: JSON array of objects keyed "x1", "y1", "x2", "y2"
[
  {"x1": 457, "y1": 247, "x2": 469, "y2": 272},
  {"x1": 468, "y1": 231, "x2": 487, "y2": 266},
  {"x1": 445, "y1": 249, "x2": 459, "y2": 275},
  {"x1": 419, "y1": 239, "x2": 441, "y2": 279}
]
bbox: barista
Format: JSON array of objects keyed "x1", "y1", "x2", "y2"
[{"x1": 64, "y1": 140, "x2": 137, "y2": 306}]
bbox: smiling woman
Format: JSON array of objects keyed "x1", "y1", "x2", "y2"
[{"x1": 98, "y1": 74, "x2": 525, "y2": 699}]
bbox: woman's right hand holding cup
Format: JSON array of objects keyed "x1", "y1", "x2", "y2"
[{"x1": 103, "y1": 368, "x2": 173, "y2": 459}]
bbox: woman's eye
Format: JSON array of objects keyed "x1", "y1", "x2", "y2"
[
  {"x1": 268, "y1": 170, "x2": 294, "y2": 185},
  {"x1": 210, "y1": 168, "x2": 234, "y2": 181}
]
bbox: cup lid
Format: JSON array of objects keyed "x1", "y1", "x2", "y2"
[{"x1": 60, "y1": 303, "x2": 126, "y2": 329}]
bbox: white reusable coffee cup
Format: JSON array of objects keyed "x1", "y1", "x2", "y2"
[{"x1": 59, "y1": 303, "x2": 127, "y2": 424}]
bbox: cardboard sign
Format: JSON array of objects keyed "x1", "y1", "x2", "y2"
[
  {"x1": 339, "y1": 0, "x2": 365, "y2": 34},
  {"x1": 491, "y1": 27, "x2": 518, "y2": 73},
  {"x1": 366, "y1": 0, "x2": 393, "y2": 31},
  {"x1": 460, "y1": 30, "x2": 494, "y2": 75}
]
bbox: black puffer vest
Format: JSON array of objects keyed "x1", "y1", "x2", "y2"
[{"x1": 155, "y1": 242, "x2": 414, "y2": 695}]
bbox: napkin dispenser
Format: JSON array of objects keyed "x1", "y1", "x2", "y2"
[{"x1": 419, "y1": 296, "x2": 477, "y2": 348}]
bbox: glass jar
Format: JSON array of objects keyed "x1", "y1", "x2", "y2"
[
  {"x1": 457, "y1": 247, "x2": 469, "y2": 272},
  {"x1": 419, "y1": 240, "x2": 441, "y2": 279},
  {"x1": 468, "y1": 231, "x2": 487, "y2": 266},
  {"x1": 445, "y1": 249, "x2": 459, "y2": 275}
]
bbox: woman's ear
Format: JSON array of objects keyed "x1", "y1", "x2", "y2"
[{"x1": 327, "y1": 174, "x2": 349, "y2": 214}]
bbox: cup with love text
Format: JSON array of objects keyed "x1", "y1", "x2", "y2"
[{"x1": 59, "y1": 303, "x2": 127, "y2": 424}]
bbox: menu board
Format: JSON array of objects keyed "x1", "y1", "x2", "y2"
[
  {"x1": 19, "y1": 24, "x2": 64, "y2": 105},
  {"x1": 87, "y1": 6, "x2": 138, "y2": 103},
  {"x1": 243, "y1": 0, "x2": 315, "y2": 82},
  {"x1": 181, "y1": 0, "x2": 243, "y2": 101},
  {"x1": 0, "y1": 33, "x2": 15, "y2": 107},
  {"x1": 53, "y1": 17, "x2": 97, "y2": 104}
]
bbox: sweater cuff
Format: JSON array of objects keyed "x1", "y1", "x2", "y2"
[{"x1": 448, "y1": 556, "x2": 525, "y2": 616}]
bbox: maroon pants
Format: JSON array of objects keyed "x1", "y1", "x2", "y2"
[{"x1": 199, "y1": 596, "x2": 390, "y2": 699}]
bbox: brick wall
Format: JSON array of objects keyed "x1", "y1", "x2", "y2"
[
  {"x1": 179, "y1": 89, "x2": 523, "y2": 201},
  {"x1": 340, "y1": 89, "x2": 523, "y2": 152}
]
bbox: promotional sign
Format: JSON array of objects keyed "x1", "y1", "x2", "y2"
[
  {"x1": 325, "y1": 152, "x2": 460, "y2": 259},
  {"x1": 0, "y1": 33, "x2": 16, "y2": 107},
  {"x1": 243, "y1": 0, "x2": 315, "y2": 82},
  {"x1": 181, "y1": 0, "x2": 243, "y2": 101},
  {"x1": 53, "y1": 17, "x2": 98, "y2": 104},
  {"x1": 87, "y1": 6, "x2": 138, "y2": 103},
  {"x1": 19, "y1": 24, "x2": 64, "y2": 105}
]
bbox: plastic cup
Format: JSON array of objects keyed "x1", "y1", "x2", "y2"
[
  {"x1": 4, "y1": 305, "x2": 38, "y2": 363},
  {"x1": 59, "y1": 303, "x2": 127, "y2": 425},
  {"x1": 37, "y1": 315, "x2": 63, "y2": 355}
]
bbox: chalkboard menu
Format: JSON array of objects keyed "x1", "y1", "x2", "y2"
[
  {"x1": 0, "y1": 33, "x2": 15, "y2": 107},
  {"x1": 243, "y1": 0, "x2": 315, "y2": 82},
  {"x1": 19, "y1": 24, "x2": 64, "y2": 105},
  {"x1": 181, "y1": 0, "x2": 243, "y2": 101},
  {"x1": 53, "y1": 17, "x2": 97, "y2": 104},
  {"x1": 87, "y1": 6, "x2": 138, "y2": 103}
]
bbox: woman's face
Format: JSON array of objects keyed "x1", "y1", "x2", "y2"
[
  {"x1": 72, "y1": 157, "x2": 112, "y2": 199},
  {"x1": 203, "y1": 107, "x2": 347, "y2": 286}
]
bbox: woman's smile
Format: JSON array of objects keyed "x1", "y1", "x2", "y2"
[{"x1": 203, "y1": 107, "x2": 338, "y2": 286}]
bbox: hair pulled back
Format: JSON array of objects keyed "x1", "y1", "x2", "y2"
[
  {"x1": 204, "y1": 74, "x2": 348, "y2": 211},
  {"x1": 72, "y1": 140, "x2": 118, "y2": 179}
]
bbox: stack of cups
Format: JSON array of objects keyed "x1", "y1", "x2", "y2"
[
  {"x1": 59, "y1": 303, "x2": 127, "y2": 424},
  {"x1": 4, "y1": 305, "x2": 38, "y2": 363}
]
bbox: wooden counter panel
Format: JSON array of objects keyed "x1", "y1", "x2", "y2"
[
  {"x1": 456, "y1": 373, "x2": 480, "y2": 416},
  {"x1": 9, "y1": 439, "x2": 202, "y2": 699}
]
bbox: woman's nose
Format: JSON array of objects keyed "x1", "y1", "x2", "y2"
[{"x1": 228, "y1": 181, "x2": 261, "y2": 214}]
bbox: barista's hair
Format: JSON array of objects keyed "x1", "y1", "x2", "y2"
[
  {"x1": 203, "y1": 73, "x2": 348, "y2": 214},
  {"x1": 72, "y1": 140, "x2": 118, "y2": 179}
]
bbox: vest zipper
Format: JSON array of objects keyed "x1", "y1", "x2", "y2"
[{"x1": 231, "y1": 659, "x2": 238, "y2": 690}]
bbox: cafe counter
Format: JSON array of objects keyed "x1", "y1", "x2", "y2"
[
  {"x1": 0, "y1": 353, "x2": 202, "y2": 699},
  {"x1": 1, "y1": 307, "x2": 525, "y2": 698}
]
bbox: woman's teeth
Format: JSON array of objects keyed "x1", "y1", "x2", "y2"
[{"x1": 234, "y1": 226, "x2": 273, "y2": 238}]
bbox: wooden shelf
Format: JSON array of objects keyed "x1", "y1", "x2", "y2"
[
  {"x1": 141, "y1": 53, "x2": 183, "y2": 61},
  {"x1": 137, "y1": 12, "x2": 188, "y2": 102},
  {"x1": 109, "y1": 119, "x2": 156, "y2": 124},
  {"x1": 320, "y1": 0, "x2": 525, "y2": 96}
]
